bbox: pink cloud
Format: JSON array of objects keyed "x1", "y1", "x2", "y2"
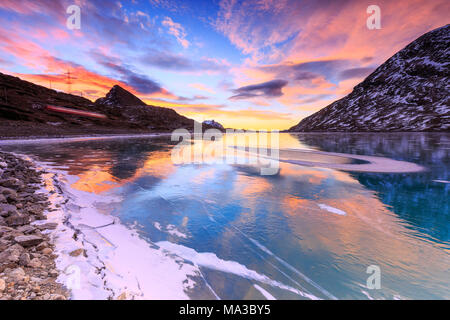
[{"x1": 162, "y1": 16, "x2": 190, "y2": 48}]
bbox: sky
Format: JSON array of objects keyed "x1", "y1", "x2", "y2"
[{"x1": 0, "y1": 0, "x2": 448, "y2": 130}]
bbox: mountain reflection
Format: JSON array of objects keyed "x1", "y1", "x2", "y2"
[{"x1": 290, "y1": 133, "x2": 450, "y2": 243}]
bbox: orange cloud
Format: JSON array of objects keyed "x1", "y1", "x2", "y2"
[{"x1": 189, "y1": 83, "x2": 215, "y2": 94}]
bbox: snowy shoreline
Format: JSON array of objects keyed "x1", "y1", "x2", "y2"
[{"x1": 27, "y1": 156, "x2": 206, "y2": 300}]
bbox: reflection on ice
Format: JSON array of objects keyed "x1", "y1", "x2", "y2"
[{"x1": 0, "y1": 133, "x2": 448, "y2": 299}]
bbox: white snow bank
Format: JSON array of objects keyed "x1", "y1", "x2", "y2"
[{"x1": 37, "y1": 168, "x2": 201, "y2": 300}]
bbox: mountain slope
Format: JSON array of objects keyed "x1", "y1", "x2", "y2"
[
  {"x1": 94, "y1": 85, "x2": 198, "y2": 131},
  {"x1": 0, "y1": 72, "x2": 210, "y2": 137},
  {"x1": 289, "y1": 24, "x2": 450, "y2": 132}
]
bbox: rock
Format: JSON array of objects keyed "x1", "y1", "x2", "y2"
[
  {"x1": 30, "y1": 252, "x2": 40, "y2": 259},
  {"x1": 14, "y1": 235, "x2": 44, "y2": 247},
  {"x1": 202, "y1": 120, "x2": 225, "y2": 130},
  {"x1": 117, "y1": 292, "x2": 127, "y2": 300},
  {"x1": 0, "y1": 178, "x2": 24, "y2": 190},
  {"x1": 0, "y1": 247, "x2": 21, "y2": 264},
  {"x1": 10, "y1": 243, "x2": 25, "y2": 252},
  {"x1": 0, "y1": 177, "x2": 25, "y2": 190},
  {"x1": 0, "y1": 239, "x2": 8, "y2": 251},
  {"x1": 0, "y1": 162, "x2": 7, "y2": 168},
  {"x1": 0, "y1": 187, "x2": 17, "y2": 202},
  {"x1": 6, "y1": 212, "x2": 29, "y2": 226},
  {"x1": 69, "y1": 248, "x2": 85, "y2": 257},
  {"x1": 0, "y1": 226, "x2": 8, "y2": 236},
  {"x1": 17, "y1": 225, "x2": 35, "y2": 234},
  {"x1": 42, "y1": 248, "x2": 53, "y2": 255},
  {"x1": 19, "y1": 253, "x2": 31, "y2": 266},
  {"x1": 36, "y1": 242, "x2": 48, "y2": 251},
  {"x1": 0, "y1": 153, "x2": 69, "y2": 300},
  {"x1": 0, "y1": 204, "x2": 17, "y2": 217},
  {"x1": 25, "y1": 205, "x2": 44, "y2": 216},
  {"x1": 30, "y1": 277, "x2": 42, "y2": 283},
  {"x1": 50, "y1": 294, "x2": 66, "y2": 300},
  {"x1": 49, "y1": 269, "x2": 58, "y2": 277},
  {"x1": 28, "y1": 258, "x2": 42, "y2": 268},
  {"x1": 37, "y1": 222, "x2": 58, "y2": 231},
  {"x1": 9, "y1": 267, "x2": 25, "y2": 281},
  {"x1": 0, "y1": 278, "x2": 5, "y2": 292}
]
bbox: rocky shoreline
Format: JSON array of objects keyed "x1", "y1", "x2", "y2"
[{"x1": 0, "y1": 152, "x2": 69, "y2": 300}]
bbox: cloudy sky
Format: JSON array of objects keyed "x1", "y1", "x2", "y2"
[{"x1": 0, "y1": 0, "x2": 448, "y2": 129}]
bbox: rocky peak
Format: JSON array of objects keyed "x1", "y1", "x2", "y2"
[
  {"x1": 202, "y1": 120, "x2": 225, "y2": 130},
  {"x1": 289, "y1": 24, "x2": 449, "y2": 132},
  {"x1": 95, "y1": 85, "x2": 146, "y2": 107}
]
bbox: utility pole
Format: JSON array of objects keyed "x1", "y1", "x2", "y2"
[{"x1": 65, "y1": 70, "x2": 72, "y2": 94}]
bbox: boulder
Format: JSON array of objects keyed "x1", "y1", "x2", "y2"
[
  {"x1": 0, "y1": 178, "x2": 25, "y2": 190},
  {"x1": 25, "y1": 205, "x2": 44, "y2": 216},
  {"x1": 0, "y1": 248, "x2": 20, "y2": 264},
  {"x1": 9, "y1": 267, "x2": 26, "y2": 281},
  {"x1": 28, "y1": 258, "x2": 42, "y2": 268},
  {"x1": 37, "y1": 222, "x2": 58, "y2": 231},
  {"x1": 49, "y1": 269, "x2": 58, "y2": 277},
  {"x1": 6, "y1": 212, "x2": 29, "y2": 226},
  {"x1": 42, "y1": 248, "x2": 53, "y2": 255},
  {"x1": 0, "y1": 204, "x2": 17, "y2": 217},
  {"x1": 69, "y1": 248, "x2": 86, "y2": 257},
  {"x1": 36, "y1": 242, "x2": 48, "y2": 251},
  {"x1": 0, "y1": 187, "x2": 17, "y2": 202},
  {"x1": 17, "y1": 225, "x2": 35, "y2": 234},
  {"x1": 0, "y1": 278, "x2": 5, "y2": 292},
  {"x1": 19, "y1": 253, "x2": 31, "y2": 266},
  {"x1": 14, "y1": 235, "x2": 44, "y2": 247}
]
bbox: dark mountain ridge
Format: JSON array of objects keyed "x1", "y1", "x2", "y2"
[
  {"x1": 0, "y1": 72, "x2": 214, "y2": 137},
  {"x1": 95, "y1": 85, "x2": 146, "y2": 107}
]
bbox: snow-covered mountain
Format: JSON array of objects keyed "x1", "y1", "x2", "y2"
[
  {"x1": 289, "y1": 24, "x2": 449, "y2": 132},
  {"x1": 202, "y1": 120, "x2": 225, "y2": 130}
]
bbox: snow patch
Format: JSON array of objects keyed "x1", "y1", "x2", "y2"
[
  {"x1": 317, "y1": 204, "x2": 347, "y2": 216},
  {"x1": 157, "y1": 241, "x2": 319, "y2": 300}
]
